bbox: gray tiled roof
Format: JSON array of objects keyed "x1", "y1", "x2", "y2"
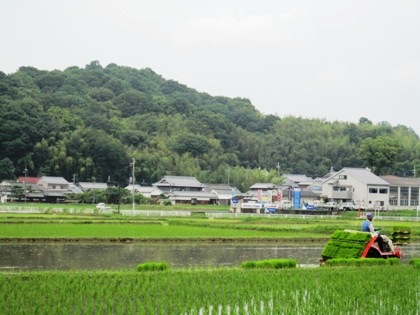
[
  {"x1": 250, "y1": 183, "x2": 276, "y2": 189},
  {"x1": 78, "y1": 182, "x2": 108, "y2": 190},
  {"x1": 380, "y1": 175, "x2": 420, "y2": 186},
  {"x1": 324, "y1": 168, "x2": 389, "y2": 185},
  {"x1": 40, "y1": 176, "x2": 69, "y2": 185},
  {"x1": 153, "y1": 176, "x2": 204, "y2": 188},
  {"x1": 283, "y1": 174, "x2": 314, "y2": 183}
]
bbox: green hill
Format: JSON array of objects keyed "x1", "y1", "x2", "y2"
[{"x1": 0, "y1": 61, "x2": 419, "y2": 191}]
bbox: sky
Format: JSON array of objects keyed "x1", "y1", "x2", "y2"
[{"x1": 1, "y1": 0, "x2": 419, "y2": 136}]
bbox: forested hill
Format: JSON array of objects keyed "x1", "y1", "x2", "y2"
[{"x1": 0, "y1": 61, "x2": 419, "y2": 192}]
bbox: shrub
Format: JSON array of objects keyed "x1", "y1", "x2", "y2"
[{"x1": 137, "y1": 262, "x2": 169, "y2": 272}]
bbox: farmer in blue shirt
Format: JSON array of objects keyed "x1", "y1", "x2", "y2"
[{"x1": 361, "y1": 213, "x2": 395, "y2": 252}]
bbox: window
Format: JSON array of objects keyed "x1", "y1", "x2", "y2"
[
  {"x1": 379, "y1": 188, "x2": 388, "y2": 194},
  {"x1": 369, "y1": 188, "x2": 378, "y2": 193},
  {"x1": 400, "y1": 186, "x2": 409, "y2": 206},
  {"x1": 411, "y1": 187, "x2": 419, "y2": 206},
  {"x1": 339, "y1": 175, "x2": 347, "y2": 179}
]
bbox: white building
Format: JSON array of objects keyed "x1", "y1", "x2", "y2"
[{"x1": 322, "y1": 168, "x2": 390, "y2": 210}]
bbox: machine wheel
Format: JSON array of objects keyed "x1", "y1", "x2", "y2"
[{"x1": 365, "y1": 247, "x2": 381, "y2": 258}]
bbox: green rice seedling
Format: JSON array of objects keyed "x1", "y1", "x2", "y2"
[
  {"x1": 322, "y1": 229, "x2": 372, "y2": 259},
  {"x1": 137, "y1": 262, "x2": 169, "y2": 271},
  {"x1": 241, "y1": 258, "x2": 297, "y2": 269},
  {"x1": 392, "y1": 226, "x2": 411, "y2": 245}
]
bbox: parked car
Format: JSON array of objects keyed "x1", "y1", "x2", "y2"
[
  {"x1": 302, "y1": 202, "x2": 317, "y2": 210},
  {"x1": 338, "y1": 202, "x2": 356, "y2": 211},
  {"x1": 279, "y1": 200, "x2": 292, "y2": 210},
  {"x1": 323, "y1": 202, "x2": 338, "y2": 210}
]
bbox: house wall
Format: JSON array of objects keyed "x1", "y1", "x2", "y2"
[
  {"x1": 351, "y1": 180, "x2": 367, "y2": 208},
  {"x1": 365, "y1": 185, "x2": 389, "y2": 209}
]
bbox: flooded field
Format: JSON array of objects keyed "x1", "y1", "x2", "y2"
[{"x1": 0, "y1": 242, "x2": 418, "y2": 270}]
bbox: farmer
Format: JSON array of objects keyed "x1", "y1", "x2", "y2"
[{"x1": 361, "y1": 212, "x2": 395, "y2": 252}]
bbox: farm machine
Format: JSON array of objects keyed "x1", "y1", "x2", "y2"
[{"x1": 320, "y1": 229, "x2": 406, "y2": 264}]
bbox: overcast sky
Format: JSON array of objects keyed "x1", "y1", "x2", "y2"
[{"x1": 1, "y1": 0, "x2": 419, "y2": 135}]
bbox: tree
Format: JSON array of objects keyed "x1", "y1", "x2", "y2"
[
  {"x1": 0, "y1": 158, "x2": 15, "y2": 180},
  {"x1": 114, "y1": 91, "x2": 151, "y2": 117},
  {"x1": 171, "y1": 133, "x2": 211, "y2": 157},
  {"x1": 359, "y1": 136, "x2": 403, "y2": 175}
]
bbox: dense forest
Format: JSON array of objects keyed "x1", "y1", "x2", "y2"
[{"x1": 0, "y1": 61, "x2": 419, "y2": 192}]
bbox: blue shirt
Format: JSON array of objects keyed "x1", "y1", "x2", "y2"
[{"x1": 361, "y1": 220, "x2": 372, "y2": 232}]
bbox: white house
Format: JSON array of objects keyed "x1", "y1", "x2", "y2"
[{"x1": 322, "y1": 168, "x2": 390, "y2": 210}]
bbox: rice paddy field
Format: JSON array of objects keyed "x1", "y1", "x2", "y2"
[
  {"x1": 1, "y1": 266, "x2": 418, "y2": 314},
  {"x1": 0, "y1": 210, "x2": 419, "y2": 241},
  {"x1": 0, "y1": 205, "x2": 419, "y2": 314}
]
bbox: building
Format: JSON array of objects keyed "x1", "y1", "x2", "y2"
[
  {"x1": 153, "y1": 176, "x2": 205, "y2": 192},
  {"x1": 204, "y1": 184, "x2": 241, "y2": 205},
  {"x1": 78, "y1": 182, "x2": 108, "y2": 192},
  {"x1": 248, "y1": 183, "x2": 277, "y2": 202},
  {"x1": 37, "y1": 176, "x2": 72, "y2": 203},
  {"x1": 283, "y1": 174, "x2": 314, "y2": 188},
  {"x1": 125, "y1": 184, "x2": 163, "y2": 199},
  {"x1": 152, "y1": 176, "x2": 216, "y2": 205},
  {"x1": 380, "y1": 175, "x2": 420, "y2": 210},
  {"x1": 322, "y1": 168, "x2": 390, "y2": 210}
]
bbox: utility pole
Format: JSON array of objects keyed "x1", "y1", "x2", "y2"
[
  {"x1": 131, "y1": 158, "x2": 135, "y2": 211},
  {"x1": 23, "y1": 167, "x2": 28, "y2": 203},
  {"x1": 276, "y1": 162, "x2": 280, "y2": 204}
]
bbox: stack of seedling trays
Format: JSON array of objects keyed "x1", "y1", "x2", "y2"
[
  {"x1": 392, "y1": 227, "x2": 411, "y2": 245},
  {"x1": 322, "y1": 230, "x2": 372, "y2": 260}
]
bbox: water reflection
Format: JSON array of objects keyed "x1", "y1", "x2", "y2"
[{"x1": 0, "y1": 243, "x2": 418, "y2": 271}]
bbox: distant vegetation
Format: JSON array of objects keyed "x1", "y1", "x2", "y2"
[{"x1": 1, "y1": 61, "x2": 419, "y2": 192}]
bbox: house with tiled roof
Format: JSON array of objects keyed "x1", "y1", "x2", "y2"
[
  {"x1": 153, "y1": 176, "x2": 205, "y2": 192},
  {"x1": 152, "y1": 176, "x2": 215, "y2": 204},
  {"x1": 37, "y1": 176, "x2": 71, "y2": 202},
  {"x1": 125, "y1": 184, "x2": 163, "y2": 199},
  {"x1": 283, "y1": 174, "x2": 314, "y2": 188},
  {"x1": 322, "y1": 168, "x2": 390, "y2": 210},
  {"x1": 78, "y1": 182, "x2": 108, "y2": 191},
  {"x1": 17, "y1": 176, "x2": 40, "y2": 185},
  {"x1": 204, "y1": 184, "x2": 241, "y2": 205}
]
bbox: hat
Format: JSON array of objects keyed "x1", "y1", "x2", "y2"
[{"x1": 366, "y1": 212, "x2": 374, "y2": 218}]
